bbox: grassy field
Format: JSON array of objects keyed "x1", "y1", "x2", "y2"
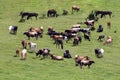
[{"x1": 0, "y1": 0, "x2": 120, "y2": 80}]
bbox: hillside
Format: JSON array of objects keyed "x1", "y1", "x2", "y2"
[{"x1": 0, "y1": 0, "x2": 120, "y2": 80}]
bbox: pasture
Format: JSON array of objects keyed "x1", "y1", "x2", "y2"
[{"x1": 0, "y1": 0, "x2": 120, "y2": 80}]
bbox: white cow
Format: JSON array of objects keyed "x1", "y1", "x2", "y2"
[
  {"x1": 21, "y1": 49, "x2": 27, "y2": 60},
  {"x1": 28, "y1": 42, "x2": 37, "y2": 52}
]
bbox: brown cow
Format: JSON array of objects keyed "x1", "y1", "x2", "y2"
[
  {"x1": 107, "y1": 22, "x2": 111, "y2": 29},
  {"x1": 21, "y1": 39, "x2": 27, "y2": 49}
]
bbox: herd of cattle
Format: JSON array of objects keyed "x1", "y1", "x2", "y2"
[{"x1": 10, "y1": 5, "x2": 113, "y2": 69}]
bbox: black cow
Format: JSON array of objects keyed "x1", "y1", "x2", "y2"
[
  {"x1": 63, "y1": 50, "x2": 72, "y2": 58},
  {"x1": 47, "y1": 9, "x2": 57, "y2": 17},
  {"x1": 95, "y1": 10, "x2": 112, "y2": 18},
  {"x1": 97, "y1": 25, "x2": 103, "y2": 32},
  {"x1": 19, "y1": 11, "x2": 38, "y2": 20}
]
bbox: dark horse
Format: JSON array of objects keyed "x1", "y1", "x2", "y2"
[
  {"x1": 47, "y1": 9, "x2": 57, "y2": 17},
  {"x1": 19, "y1": 11, "x2": 38, "y2": 20},
  {"x1": 95, "y1": 10, "x2": 112, "y2": 18}
]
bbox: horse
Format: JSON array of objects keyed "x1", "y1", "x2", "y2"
[
  {"x1": 19, "y1": 11, "x2": 38, "y2": 20},
  {"x1": 95, "y1": 10, "x2": 112, "y2": 18},
  {"x1": 72, "y1": 5, "x2": 80, "y2": 13},
  {"x1": 47, "y1": 9, "x2": 57, "y2": 17},
  {"x1": 9, "y1": 26, "x2": 18, "y2": 35}
]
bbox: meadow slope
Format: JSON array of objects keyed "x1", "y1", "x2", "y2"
[{"x1": 0, "y1": 0, "x2": 120, "y2": 80}]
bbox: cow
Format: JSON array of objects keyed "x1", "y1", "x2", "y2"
[
  {"x1": 9, "y1": 26, "x2": 18, "y2": 35},
  {"x1": 23, "y1": 31, "x2": 40, "y2": 40},
  {"x1": 97, "y1": 25, "x2": 103, "y2": 32},
  {"x1": 47, "y1": 9, "x2": 58, "y2": 17},
  {"x1": 95, "y1": 10, "x2": 112, "y2": 18},
  {"x1": 19, "y1": 11, "x2": 38, "y2": 20},
  {"x1": 98, "y1": 35, "x2": 105, "y2": 41},
  {"x1": 74, "y1": 55, "x2": 90, "y2": 66},
  {"x1": 63, "y1": 50, "x2": 72, "y2": 58},
  {"x1": 21, "y1": 49, "x2": 27, "y2": 60},
  {"x1": 28, "y1": 42, "x2": 37, "y2": 53},
  {"x1": 72, "y1": 5, "x2": 80, "y2": 13},
  {"x1": 84, "y1": 20, "x2": 94, "y2": 27},
  {"x1": 103, "y1": 36, "x2": 112, "y2": 45},
  {"x1": 79, "y1": 60, "x2": 95, "y2": 69},
  {"x1": 21, "y1": 39, "x2": 27, "y2": 49},
  {"x1": 49, "y1": 53, "x2": 63, "y2": 60},
  {"x1": 94, "y1": 48, "x2": 104, "y2": 58},
  {"x1": 36, "y1": 48, "x2": 50, "y2": 59},
  {"x1": 107, "y1": 22, "x2": 111, "y2": 29}
]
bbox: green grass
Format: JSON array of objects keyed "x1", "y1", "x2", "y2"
[{"x1": 0, "y1": 0, "x2": 120, "y2": 80}]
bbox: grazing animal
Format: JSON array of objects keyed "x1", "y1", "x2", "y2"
[
  {"x1": 50, "y1": 54, "x2": 63, "y2": 60},
  {"x1": 21, "y1": 39, "x2": 27, "y2": 49},
  {"x1": 74, "y1": 55, "x2": 90, "y2": 66},
  {"x1": 21, "y1": 49, "x2": 27, "y2": 60},
  {"x1": 20, "y1": 11, "x2": 38, "y2": 20},
  {"x1": 84, "y1": 33, "x2": 90, "y2": 41},
  {"x1": 80, "y1": 60, "x2": 95, "y2": 69},
  {"x1": 97, "y1": 25, "x2": 103, "y2": 32},
  {"x1": 94, "y1": 48, "x2": 104, "y2": 58},
  {"x1": 71, "y1": 24, "x2": 81, "y2": 32},
  {"x1": 63, "y1": 50, "x2": 72, "y2": 58},
  {"x1": 62, "y1": 9, "x2": 68, "y2": 15},
  {"x1": 14, "y1": 49, "x2": 19, "y2": 57},
  {"x1": 36, "y1": 48, "x2": 50, "y2": 59},
  {"x1": 55, "y1": 38, "x2": 64, "y2": 49},
  {"x1": 98, "y1": 35, "x2": 105, "y2": 41},
  {"x1": 107, "y1": 22, "x2": 111, "y2": 29},
  {"x1": 29, "y1": 27, "x2": 43, "y2": 38},
  {"x1": 103, "y1": 36, "x2": 112, "y2": 45},
  {"x1": 73, "y1": 36, "x2": 79, "y2": 46},
  {"x1": 23, "y1": 31, "x2": 39, "y2": 40},
  {"x1": 47, "y1": 9, "x2": 57, "y2": 17},
  {"x1": 84, "y1": 20, "x2": 94, "y2": 27},
  {"x1": 28, "y1": 42, "x2": 37, "y2": 52},
  {"x1": 9, "y1": 26, "x2": 18, "y2": 35},
  {"x1": 72, "y1": 5, "x2": 80, "y2": 13},
  {"x1": 95, "y1": 10, "x2": 112, "y2": 18}
]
